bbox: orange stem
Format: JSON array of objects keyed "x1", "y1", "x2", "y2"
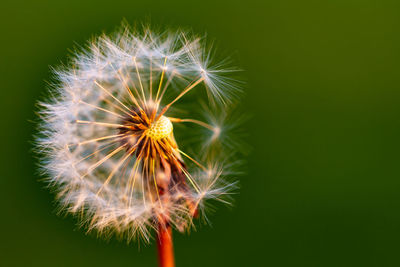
[{"x1": 157, "y1": 224, "x2": 175, "y2": 267}]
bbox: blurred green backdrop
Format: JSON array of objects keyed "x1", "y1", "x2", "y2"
[{"x1": 1, "y1": 0, "x2": 400, "y2": 266}]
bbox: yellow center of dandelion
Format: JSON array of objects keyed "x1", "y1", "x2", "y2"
[{"x1": 146, "y1": 116, "x2": 173, "y2": 140}]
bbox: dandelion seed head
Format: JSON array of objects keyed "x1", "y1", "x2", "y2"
[{"x1": 35, "y1": 23, "x2": 243, "y2": 243}]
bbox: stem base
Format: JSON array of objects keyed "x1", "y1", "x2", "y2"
[{"x1": 157, "y1": 224, "x2": 175, "y2": 267}]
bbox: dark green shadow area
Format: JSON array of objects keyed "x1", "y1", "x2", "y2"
[{"x1": 1, "y1": 0, "x2": 400, "y2": 266}]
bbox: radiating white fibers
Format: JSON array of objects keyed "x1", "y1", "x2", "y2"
[{"x1": 35, "y1": 24, "x2": 243, "y2": 243}]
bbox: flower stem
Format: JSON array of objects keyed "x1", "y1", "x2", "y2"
[{"x1": 157, "y1": 224, "x2": 175, "y2": 267}]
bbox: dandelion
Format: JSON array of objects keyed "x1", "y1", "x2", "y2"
[{"x1": 36, "y1": 24, "x2": 242, "y2": 267}]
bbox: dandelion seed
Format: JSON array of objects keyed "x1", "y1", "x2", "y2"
[{"x1": 35, "y1": 23, "x2": 243, "y2": 267}]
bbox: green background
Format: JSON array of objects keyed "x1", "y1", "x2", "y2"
[{"x1": 1, "y1": 0, "x2": 400, "y2": 266}]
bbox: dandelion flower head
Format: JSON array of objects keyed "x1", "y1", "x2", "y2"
[{"x1": 36, "y1": 24, "x2": 242, "y2": 242}]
